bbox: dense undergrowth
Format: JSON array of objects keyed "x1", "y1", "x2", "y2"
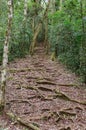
[
  {"x1": 49, "y1": 23, "x2": 81, "y2": 73},
  {"x1": 0, "y1": 0, "x2": 32, "y2": 63},
  {"x1": 48, "y1": 1, "x2": 86, "y2": 83}
]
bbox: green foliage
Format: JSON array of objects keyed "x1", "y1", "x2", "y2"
[
  {"x1": 0, "y1": 0, "x2": 43, "y2": 63},
  {"x1": 9, "y1": 21, "x2": 32, "y2": 61},
  {"x1": 0, "y1": 0, "x2": 32, "y2": 62},
  {"x1": 49, "y1": 0, "x2": 86, "y2": 83},
  {"x1": 49, "y1": 23, "x2": 80, "y2": 72}
]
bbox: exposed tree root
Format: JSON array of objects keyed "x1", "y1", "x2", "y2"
[
  {"x1": 36, "y1": 80, "x2": 78, "y2": 87},
  {"x1": 29, "y1": 86, "x2": 54, "y2": 100},
  {"x1": 23, "y1": 110, "x2": 61, "y2": 122},
  {"x1": 6, "y1": 108, "x2": 79, "y2": 130},
  {"x1": 59, "y1": 111, "x2": 76, "y2": 116},
  {"x1": 7, "y1": 112, "x2": 40, "y2": 130},
  {"x1": 42, "y1": 86, "x2": 86, "y2": 104},
  {"x1": 9, "y1": 99, "x2": 33, "y2": 106},
  {"x1": 16, "y1": 85, "x2": 53, "y2": 93},
  {"x1": 36, "y1": 80, "x2": 56, "y2": 85},
  {"x1": 25, "y1": 76, "x2": 40, "y2": 80},
  {"x1": 43, "y1": 111, "x2": 62, "y2": 123},
  {"x1": 27, "y1": 109, "x2": 76, "y2": 123},
  {"x1": 8, "y1": 68, "x2": 33, "y2": 73},
  {"x1": 65, "y1": 107, "x2": 74, "y2": 110},
  {"x1": 75, "y1": 106, "x2": 83, "y2": 110},
  {"x1": 18, "y1": 120, "x2": 40, "y2": 130},
  {"x1": 15, "y1": 85, "x2": 86, "y2": 105},
  {"x1": 37, "y1": 86, "x2": 53, "y2": 92},
  {"x1": 23, "y1": 86, "x2": 52, "y2": 100},
  {"x1": 25, "y1": 76, "x2": 54, "y2": 82},
  {"x1": 27, "y1": 95, "x2": 37, "y2": 99},
  {"x1": 27, "y1": 112, "x2": 56, "y2": 121},
  {"x1": 57, "y1": 83, "x2": 79, "y2": 87},
  {"x1": 43, "y1": 77, "x2": 54, "y2": 81},
  {"x1": 59, "y1": 127, "x2": 71, "y2": 130},
  {"x1": 41, "y1": 108, "x2": 50, "y2": 112},
  {"x1": 54, "y1": 89, "x2": 86, "y2": 105}
]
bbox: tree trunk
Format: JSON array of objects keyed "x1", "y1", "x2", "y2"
[
  {"x1": 50, "y1": 0, "x2": 55, "y2": 13},
  {"x1": 59, "y1": 0, "x2": 63, "y2": 11},
  {"x1": 29, "y1": 23, "x2": 42, "y2": 55},
  {"x1": 29, "y1": 0, "x2": 50, "y2": 55},
  {"x1": 23, "y1": 0, "x2": 28, "y2": 24},
  {"x1": 32, "y1": 17, "x2": 35, "y2": 34},
  {"x1": 0, "y1": 0, "x2": 13, "y2": 111},
  {"x1": 44, "y1": 0, "x2": 56, "y2": 54},
  {"x1": 44, "y1": 18, "x2": 49, "y2": 54},
  {"x1": 22, "y1": 0, "x2": 28, "y2": 51}
]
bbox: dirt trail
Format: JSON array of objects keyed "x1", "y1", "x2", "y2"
[{"x1": 0, "y1": 47, "x2": 86, "y2": 130}]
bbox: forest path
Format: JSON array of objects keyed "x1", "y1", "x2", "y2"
[{"x1": 0, "y1": 47, "x2": 86, "y2": 130}]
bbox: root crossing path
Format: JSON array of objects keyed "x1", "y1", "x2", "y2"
[{"x1": 0, "y1": 47, "x2": 86, "y2": 130}]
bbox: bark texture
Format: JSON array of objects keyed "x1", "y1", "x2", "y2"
[
  {"x1": 0, "y1": 0, "x2": 13, "y2": 110},
  {"x1": 29, "y1": 0, "x2": 50, "y2": 55},
  {"x1": 23, "y1": 0, "x2": 28, "y2": 24},
  {"x1": 59, "y1": 0, "x2": 63, "y2": 11}
]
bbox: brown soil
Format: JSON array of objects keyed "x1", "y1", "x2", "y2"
[{"x1": 0, "y1": 47, "x2": 86, "y2": 130}]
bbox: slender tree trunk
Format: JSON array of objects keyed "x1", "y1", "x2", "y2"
[
  {"x1": 59, "y1": 0, "x2": 63, "y2": 11},
  {"x1": 0, "y1": 0, "x2": 13, "y2": 110},
  {"x1": 29, "y1": 0, "x2": 50, "y2": 55},
  {"x1": 23, "y1": 0, "x2": 28, "y2": 24},
  {"x1": 29, "y1": 23, "x2": 42, "y2": 55},
  {"x1": 22, "y1": 0, "x2": 28, "y2": 51},
  {"x1": 50, "y1": 0, "x2": 55, "y2": 13},
  {"x1": 32, "y1": 17, "x2": 35, "y2": 34},
  {"x1": 44, "y1": 17, "x2": 49, "y2": 54},
  {"x1": 49, "y1": 0, "x2": 57, "y2": 59},
  {"x1": 44, "y1": 0, "x2": 56, "y2": 54}
]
